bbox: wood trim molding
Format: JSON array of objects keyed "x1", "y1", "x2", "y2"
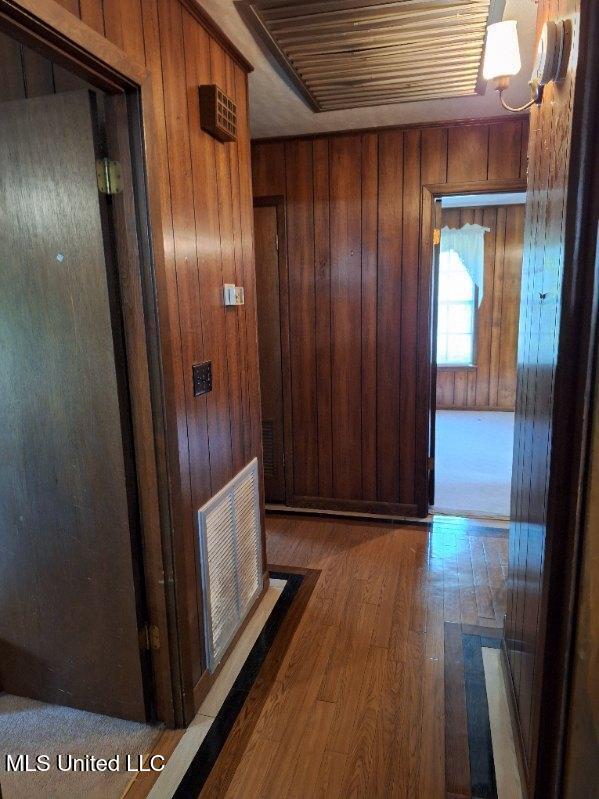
[
  {"x1": 181, "y1": 0, "x2": 253, "y2": 73},
  {"x1": 0, "y1": 0, "x2": 146, "y2": 87}
]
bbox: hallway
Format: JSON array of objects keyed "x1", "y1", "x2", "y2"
[{"x1": 199, "y1": 514, "x2": 509, "y2": 798}]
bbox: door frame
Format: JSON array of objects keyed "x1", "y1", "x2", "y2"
[
  {"x1": 0, "y1": 0, "x2": 184, "y2": 727},
  {"x1": 253, "y1": 194, "x2": 294, "y2": 506},
  {"x1": 419, "y1": 177, "x2": 527, "y2": 516}
]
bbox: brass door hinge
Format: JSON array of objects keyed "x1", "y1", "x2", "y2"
[
  {"x1": 433, "y1": 228, "x2": 441, "y2": 246},
  {"x1": 96, "y1": 158, "x2": 123, "y2": 195},
  {"x1": 140, "y1": 623, "x2": 161, "y2": 651}
]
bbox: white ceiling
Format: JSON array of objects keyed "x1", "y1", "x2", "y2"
[{"x1": 199, "y1": 0, "x2": 539, "y2": 139}]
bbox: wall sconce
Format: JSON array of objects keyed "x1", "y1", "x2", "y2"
[{"x1": 483, "y1": 19, "x2": 571, "y2": 113}]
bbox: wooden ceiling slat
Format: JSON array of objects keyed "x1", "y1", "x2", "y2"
[
  {"x1": 321, "y1": 83, "x2": 474, "y2": 103},
  {"x1": 277, "y1": 14, "x2": 489, "y2": 49},
  {"x1": 267, "y1": 1, "x2": 490, "y2": 33},
  {"x1": 238, "y1": 0, "x2": 497, "y2": 111},
  {"x1": 313, "y1": 76, "x2": 479, "y2": 100},
  {"x1": 282, "y1": 23, "x2": 488, "y2": 56},
  {"x1": 298, "y1": 48, "x2": 483, "y2": 75},
  {"x1": 302, "y1": 56, "x2": 482, "y2": 83},
  {"x1": 320, "y1": 86, "x2": 476, "y2": 109},
  {"x1": 260, "y1": 0, "x2": 479, "y2": 23},
  {"x1": 308, "y1": 63, "x2": 481, "y2": 90},
  {"x1": 296, "y1": 41, "x2": 483, "y2": 70}
]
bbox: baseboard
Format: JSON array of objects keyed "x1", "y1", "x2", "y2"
[
  {"x1": 500, "y1": 637, "x2": 530, "y2": 797},
  {"x1": 436, "y1": 406, "x2": 516, "y2": 412},
  {"x1": 288, "y1": 495, "x2": 421, "y2": 518}
]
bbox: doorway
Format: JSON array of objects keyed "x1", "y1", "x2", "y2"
[
  {"x1": 253, "y1": 195, "x2": 291, "y2": 505},
  {"x1": 0, "y1": 27, "x2": 174, "y2": 728},
  {"x1": 430, "y1": 191, "x2": 526, "y2": 518}
]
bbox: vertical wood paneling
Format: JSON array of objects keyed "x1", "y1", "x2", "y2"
[
  {"x1": 447, "y1": 125, "x2": 489, "y2": 182},
  {"x1": 399, "y1": 129, "x2": 421, "y2": 503},
  {"x1": 210, "y1": 40, "x2": 247, "y2": 477},
  {"x1": 182, "y1": 15, "x2": 233, "y2": 492},
  {"x1": 498, "y1": 206, "x2": 525, "y2": 406},
  {"x1": 504, "y1": 1, "x2": 581, "y2": 791},
  {"x1": 285, "y1": 139, "x2": 319, "y2": 497},
  {"x1": 488, "y1": 121, "x2": 523, "y2": 180},
  {"x1": 313, "y1": 139, "x2": 333, "y2": 497},
  {"x1": 377, "y1": 130, "x2": 403, "y2": 504},
  {"x1": 235, "y1": 62, "x2": 263, "y2": 489},
  {"x1": 361, "y1": 133, "x2": 378, "y2": 500},
  {"x1": 252, "y1": 118, "x2": 528, "y2": 514},
  {"x1": 103, "y1": 0, "x2": 145, "y2": 64},
  {"x1": 330, "y1": 136, "x2": 362, "y2": 500},
  {"x1": 252, "y1": 141, "x2": 285, "y2": 196},
  {"x1": 79, "y1": 0, "x2": 105, "y2": 35}
]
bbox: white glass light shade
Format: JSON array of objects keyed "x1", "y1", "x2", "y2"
[{"x1": 483, "y1": 21, "x2": 522, "y2": 80}]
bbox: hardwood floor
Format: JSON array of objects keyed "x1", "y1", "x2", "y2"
[{"x1": 204, "y1": 513, "x2": 507, "y2": 798}]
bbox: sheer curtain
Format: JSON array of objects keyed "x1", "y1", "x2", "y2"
[{"x1": 440, "y1": 223, "x2": 490, "y2": 306}]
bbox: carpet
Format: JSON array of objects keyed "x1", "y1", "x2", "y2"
[
  {"x1": 0, "y1": 694, "x2": 162, "y2": 799},
  {"x1": 434, "y1": 410, "x2": 515, "y2": 518}
]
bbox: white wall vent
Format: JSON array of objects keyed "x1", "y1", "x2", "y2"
[{"x1": 197, "y1": 458, "x2": 263, "y2": 672}]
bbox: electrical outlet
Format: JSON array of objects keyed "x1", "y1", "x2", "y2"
[{"x1": 192, "y1": 361, "x2": 212, "y2": 397}]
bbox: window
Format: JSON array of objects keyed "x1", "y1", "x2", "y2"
[{"x1": 436, "y1": 249, "x2": 476, "y2": 366}]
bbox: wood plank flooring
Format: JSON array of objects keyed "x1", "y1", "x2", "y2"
[{"x1": 203, "y1": 513, "x2": 507, "y2": 799}]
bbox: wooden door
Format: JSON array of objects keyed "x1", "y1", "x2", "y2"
[
  {"x1": 0, "y1": 91, "x2": 148, "y2": 721},
  {"x1": 254, "y1": 200, "x2": 286, "y2": 502}
]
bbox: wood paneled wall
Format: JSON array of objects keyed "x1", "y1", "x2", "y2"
[
  {"x1": 504, "y1": 0, "x2": 581, "y2": 793},
  {"x1": 252, "y1": 118, "x2": 528, "y2": 515},
  {"x1": 436, "y1": 204, "x2": 525, "y2": 411},
  {"x1": 0, "y1": 0, "x2": 262, "y2": 721}
]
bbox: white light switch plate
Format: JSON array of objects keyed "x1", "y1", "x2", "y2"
[{"x1": 223, "y1": 284, "x2": 245, "y2": 306}]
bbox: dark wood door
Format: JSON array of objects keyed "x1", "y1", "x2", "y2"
[
  {"x1": 254, "y1": 202, "x2": 286, "y2": 502},
  {"x1": 0, "y1": 91, "x2": 148, "y2": 721}
]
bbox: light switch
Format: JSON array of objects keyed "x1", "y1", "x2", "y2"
[{"x1": 223, "y1": 284, "x2": 245, "y2": 306}]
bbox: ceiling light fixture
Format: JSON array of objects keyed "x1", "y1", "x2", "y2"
[{"x1": 482, "y1": 19, "x2": 571, "y2": 113}]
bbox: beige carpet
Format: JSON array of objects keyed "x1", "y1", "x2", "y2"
[
  {"x1": 434, "y1": 410, "x2": 515, "y2": 518},
  {"x1": 0, "y1": 693, "x2": 162, "y2": 799}
]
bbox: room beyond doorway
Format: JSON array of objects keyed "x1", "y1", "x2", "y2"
[
  {"x1": 434, "y1": 410, "x2": 515, "y2": 518},
  {"x1": 431, "y1": 193, "x2": 526, "y2": 519}
]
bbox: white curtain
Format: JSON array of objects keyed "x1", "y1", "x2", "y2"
[{"x1": 440, "y1": 223, "x2": 490, "y2": 306}]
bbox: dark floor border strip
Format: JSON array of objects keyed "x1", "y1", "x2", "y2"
[
  {"x1": 266, "y1": 507, "x2": 508, "y2": 537},
  {"x1": 462, "y1": 633, "x2": 501, "y2": 799},
  {"x1": 444, "y1": 623, "x2": 503, "y2": 799},
  {"x1": 173, "y1": 567, "x2": 320, "y2": 799}
]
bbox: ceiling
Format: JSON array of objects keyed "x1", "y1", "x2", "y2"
[{"x1": 199, "y1": 0, "x2": 539, "y2": 139}]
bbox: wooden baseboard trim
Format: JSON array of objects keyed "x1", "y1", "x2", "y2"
[
  {"x1": 121, "y1": 727, "x2": 184, "y2": 798},
  {"x1": 500, "y1": 637, "x2": 529, "y2": 797},
  {"x1": 273, "y1": 497, "x2": 422, "y2": 520},
  {"x1": 436, "y1": 406, "x2": 516, "y2": 412}
]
